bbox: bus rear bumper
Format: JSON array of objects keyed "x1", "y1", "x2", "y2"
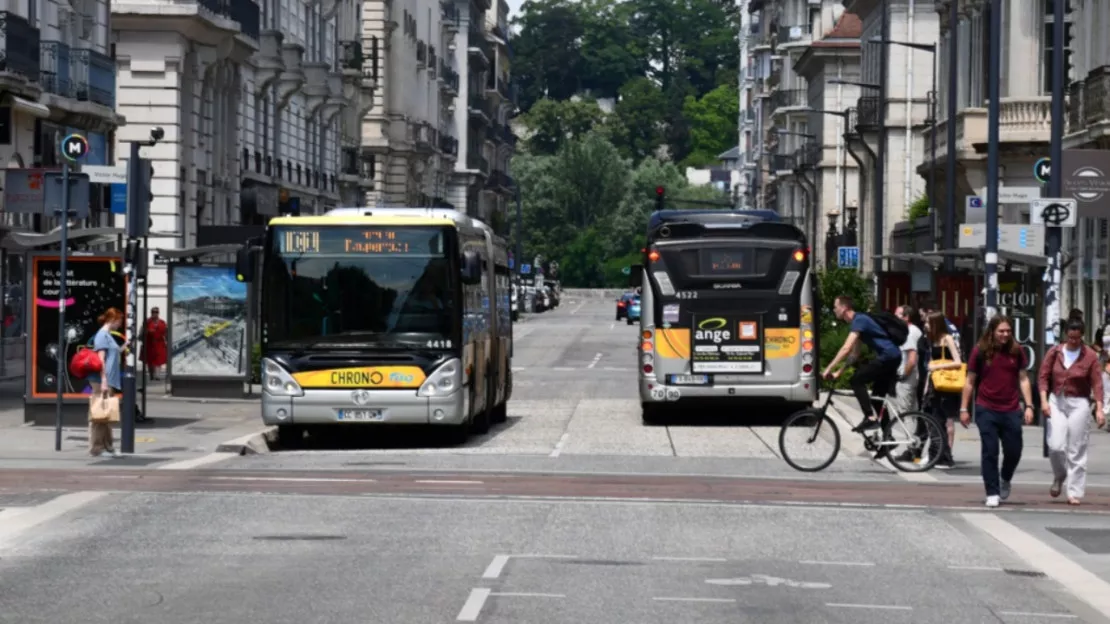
[
  {"x1": 638, "y1": 378, "x2": 818, "y2": 405},
  {"x1": 261, "y1": 389, "x2": 466, "y2": 426}
]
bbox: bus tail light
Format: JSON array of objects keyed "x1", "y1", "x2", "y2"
[
  {"x1": 643, "y1": 364, "x2": 654, "y2": 374},
  {"x1": 800, "y1": 305, "x2": 815, "y2": 378}
]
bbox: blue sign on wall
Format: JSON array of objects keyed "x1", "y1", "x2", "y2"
[
  {"x1": 520, "y1": 263, "x2": 531, "y2": 274},
  {"x1": 110, "y1": 183, "x2": 127, "y2": 214},
  {"x1": 837, "y1": 246, "x2": 860, "y2": 269},
  {"x1": 67, "y1": 129, "x2": 107, "y2": 165}
]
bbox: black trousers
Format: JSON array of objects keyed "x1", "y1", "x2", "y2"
[{"x1": 850, "y1": 358, "x2": 900, "y2": 417}]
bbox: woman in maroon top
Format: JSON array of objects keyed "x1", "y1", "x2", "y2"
[
  {"x1": 960, "y1": 315, "x2": 1035, "y2": 508},
  {"x1": 1037, "y1": 319, "x2": 1105, "y2": 506}
]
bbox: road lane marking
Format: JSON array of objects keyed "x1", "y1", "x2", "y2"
[
  {"x1": 827, "y1": 603, "x2": 912, "y2": 611},
  {"x1": 609, "y1": 322, "x2": 615, "y2": 330},
  {"x1": 799, "y1": 560, "x2": 875, "y2": 567},
  {"x1": 512, "y1": 554, "x2": 577, "y2": 559},
  {"x1": 414, "y1": 480, "x2": 484, "y2": 485},
  {"x1": 653, "y1": 556, "x2": 727, "y2": 562},
  {"x1": 947, "y1": 565, "x2": 1004, "y2": 571},
  {"x1": 654, "y1": 597, "x2": 736, "y2": 603},
  {"x1": 571, "y1": 301, "x2": 586, "y2": 314},
  {"x1": 482, "y1": 555, "x2": 510, "y2": 579},
  {"x1": 964, "y1": 512, "x2": 1110, "y2": 618},
  {"x1": 997, "y1": 612, "x2": 1077, "y2": 619},
  {"x1": 549, "y1": 432, "x2": 570, "y2": 458},
  {"x1": 490, "y1": 592, "x2": 565, "y2": 598},
  {"x1": 157, "y1": 453, "x2": 232, "y2": 470},
  {"x1": 552, "y1": 366, "x2": 574, "y2": 371},
  {"x1": 0, "y1": 492, "x2": 108, "y2": 549},
  {"x1": 209, "y1": 476, "x2": 375, "y2": 483},
  {"x1": 456, "y1": 588, "x2": 490, "y2": 621},
  {"x1": 897, "y1": 470, "x2": 938, "y2": 483},
  {"x1": 587, "y1": 353, "x2": 602, "y2": 369}
]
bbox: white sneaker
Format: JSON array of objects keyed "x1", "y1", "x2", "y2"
[
  {"x1": 985, "y1": 495, "x2": 1000, "y2": 508},
  {"x1": 1000, "y1": 480, "x2": 1012, "y2": 500}
]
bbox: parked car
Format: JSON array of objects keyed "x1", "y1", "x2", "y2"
[{"x1": 616, "y1": 292, "x2": 636, "y2": 320}]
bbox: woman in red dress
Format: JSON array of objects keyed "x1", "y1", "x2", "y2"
[{"x1": 140, "y1": 307, "x2": 168, "y2": 380}]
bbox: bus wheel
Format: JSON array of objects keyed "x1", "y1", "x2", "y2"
[
  {"x1": 492, "y1": 369, "x2": 509, "y2": 424},
  {"x1": 276, "y1": 425, "x2": 304, "y2": 449},
  {"x1": 642, "y1": 404, "x2": 665, "y2": 425},
  {"x1": 470, "y1": 377, "x2": 491, "y2": 435}
]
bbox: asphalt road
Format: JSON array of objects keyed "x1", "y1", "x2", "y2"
[{"x1": 3, "y1": 298, "x2": 1110, "y2": 623}]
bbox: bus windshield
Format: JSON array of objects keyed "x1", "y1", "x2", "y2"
[{"x1": 262, "y1": 225, "x2": 456, "y2": 347}]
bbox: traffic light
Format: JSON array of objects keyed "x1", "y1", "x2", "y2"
[{"x1": 655, "y1": 186, "x2": 665, "y2": 211}]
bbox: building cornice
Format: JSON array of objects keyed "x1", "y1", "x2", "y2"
[{"x1": 794, "y1": 42, "x2": 861, "y2": 79}]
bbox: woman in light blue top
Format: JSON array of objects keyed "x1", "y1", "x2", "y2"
[{"x1": 86, "y1": 307, "x2": 123, "y2": 457}]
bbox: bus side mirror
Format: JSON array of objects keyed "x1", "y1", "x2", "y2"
[
  {"x1": 235, "y1": 247, "x2": 254, "y2": 283},
  {"x1": 461, "y1": 250, "x2": 482, "y2": 284},
  {"x1": 628, "y1": 264, "x2": 643, "y2": 288}
]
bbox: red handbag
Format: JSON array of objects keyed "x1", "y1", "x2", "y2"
[{"x1": 70, "y1": 343, "x2": 104, "y2": 379}]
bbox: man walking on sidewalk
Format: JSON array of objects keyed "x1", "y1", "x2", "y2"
[
  {"x1": 961, "y1": 315, "x2": 1035, "y2": 508},
  {"x1": 1039, "y1": 318, "x2": 1105, "y2": 506}
]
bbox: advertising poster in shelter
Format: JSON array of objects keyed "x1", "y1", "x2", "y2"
[
  {"x1": 169, "y1": 265, "x2": 249, "y2": 377},
  {"x1": 30, "y1": 255, "x2": 125, "y2": 399}
]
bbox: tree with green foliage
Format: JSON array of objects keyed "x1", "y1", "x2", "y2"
[
  {"x1": 608, "y1": 77, "x2": 668, "y2": 161},
  {"x1": 681, "y1": 82, "x2": 740, "y2": 168},
  {"x1": 510, "y1": 0, "x2": 588, "y2": 110},
  {"x1": 816, "y1": 267, "x2": 874, "y2": 389},
  {"x1": 522, "y1": 98, "x2": 610, "y2": 155}
]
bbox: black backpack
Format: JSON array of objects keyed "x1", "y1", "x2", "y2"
[{"x1": 870, "y1": 310, "x2": 909, "y2": 346}]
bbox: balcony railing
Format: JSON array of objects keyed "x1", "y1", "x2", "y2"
[
  {"x1": 441, "y1": 1, "x2": 459, "y2": 27},
  {"x1": 439, "y1": 134, "x2": 458, "y2": 156},
  {"x1": 1069, "y1": 66, "x2": 1110, "y2": 132},
  {"x1": 856, "y1": 96, "x2": 881, "y2": 130},
  {"x1": 497, "y1": 123, "x2": 516, "y2": 145},
  {"x1": 921, "y1": 97, "x2": 1052, "y2": 166},
  {"x1": 468, "y1": 93, "x2": 493, "y2": 122},
  {"x1": 73, "y1": 48, "x2": 115, "y2": 108},
  {"x1": 340, "y1": 40, "x2": 363, "y2": 70},
  {"x1": 0, "y1": 11, "x2": 41, "y2": 80},
  {"x1": 440, "y1": 61, "x2": 459, "y2": 92},
  {"x1": 770, "y1": 88, "x2": 806, "y2": 113},
  {"x1": 39, "y1": 41, "x2": 72, "y2": 97},
  {"x1": 772, "y1": 154, "x2": 794, "y2": 172},
  {"x1": 468, "y1": 35, "x2": 493, "y2": 64},
  {"x1": 229, "y1": 0, "x2": 260, "y2": 40},
  {"x1": 416, "y1": 41, "x2": 427, "y2": 66},
  {"x1": 776, "y1": 24, "x2": 810, "y2": 45},
  {"x1": 793, "y1": 143, "x2": 821, "y2": 169}
]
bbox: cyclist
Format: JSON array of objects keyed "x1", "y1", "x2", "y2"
[{"x1": 822, "y1": 295, "x2": 904, "y2": 433}]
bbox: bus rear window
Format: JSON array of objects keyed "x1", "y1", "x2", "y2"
[{"x1": 657, "y1": 243, "x2": 795, "y2": 290}]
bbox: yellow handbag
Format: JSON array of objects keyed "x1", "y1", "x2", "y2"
[{"x1": 930, "y1": 344, "x2": 967, "y2": 393}]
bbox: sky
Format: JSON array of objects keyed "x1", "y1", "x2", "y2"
[
  {"x1": 173, "y1": 267, "x2": 248, "y2": 302},
  {"x1": 506, "y1": 0, "x2": 525, "y2": 17}
]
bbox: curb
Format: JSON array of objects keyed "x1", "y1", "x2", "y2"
[{"x1": 214, "y1": 427, "x2": 275, "y2": 455}]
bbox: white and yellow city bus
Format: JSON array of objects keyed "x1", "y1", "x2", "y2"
[
  {"x1": 236, "y1": 207, "x2": 512, "y2": 445},
  {"x1": 630, "y1": 210, "x2": 819, "y2": 424}
]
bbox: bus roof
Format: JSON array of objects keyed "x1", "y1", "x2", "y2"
[
  {"x1": 646, "y1": 209, "x2": 805, "y2": 243},
  {"x1": 269, "y1": 214, "x2": 456, "y2": 227}
]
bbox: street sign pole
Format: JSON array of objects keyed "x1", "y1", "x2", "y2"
[
  {"x1": 983, "y1": 0, "x2": 1002, "y2": 321},
  {"x1": 55, "y1": 135, "x2": 90, "y2": 450},
  {"x1": 1044, "y1": 0, "x2": 1066, "y2": 355}
]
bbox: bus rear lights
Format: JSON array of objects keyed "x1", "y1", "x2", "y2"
[
  {"x1": 648, "y1": 250, "x2": 661, "y2": 262},
  {"x1": 802, "y1": 364, "x2": 813, "y2": 374},
  {"x1": 275, "y1": 408, "x2": 289, "y2": 420},
  {"x1": 802, "y1": 340, "x2": 813, "y2": 351},
  {"x1": 801, "y1": 352, "x2": 814, "y2": 364},
  {"x1": 641, "y1": 341, "x2": 653, "y2": 352},
  {"x1": 433, "y1": 409, "x2": 446, "y2": 421},
  {"x1": 643, "y1": 364, "x2": 654, "y2": 374},
  {"x1": 803, "y1": 329, "x2": 813, "y2": 339},
  {"x1": 792, "y1": 249, "x2": 806, "y2": 263},
  {"x1": 641, "y1": 353, "x2": 654, "y2": 365},
  {"x1": 641, "y1": 329, "x2": 653, "y2": 340}
]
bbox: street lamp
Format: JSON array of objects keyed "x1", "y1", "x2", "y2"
[{"x1": 868, "y1": 37, "x2": 939, "y2": 259}]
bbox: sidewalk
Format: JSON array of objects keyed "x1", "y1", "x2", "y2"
[
  {"x1": 0, "y1": 392, "x2": 266, "y2": 469},
  {"x1": 829, "y1": 393, "x2": 1110, "y2": 489}
]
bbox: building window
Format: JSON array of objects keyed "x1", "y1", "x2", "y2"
[{"x1": 1042, "y1": 0, "x2": 1073, "y2": 95}]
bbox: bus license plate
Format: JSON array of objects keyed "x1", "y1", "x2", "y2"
[
  {"x1": 670, "y1": 374, "x2": 709, "y2": 385},
  {"x1": 714, "y1": 375, "x2": 748, "y2": 384},
  {"x1": 337, "y1": 409, "x2": 384, "y2": 422}
]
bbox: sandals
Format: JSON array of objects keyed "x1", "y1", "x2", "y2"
[{"x1": 1068, "y1": 497, "x2": 1081, "y2": 506}]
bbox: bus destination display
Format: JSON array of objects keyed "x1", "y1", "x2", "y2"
[
  {"x1": 276, "y1": 227, "x2": 444, "y2": 256},
  {"x1": 701, "y1": 249, "x2": 752, "y2": 275}
]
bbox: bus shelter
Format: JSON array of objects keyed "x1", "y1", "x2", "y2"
[
  {"x1": 153, "y1": 244, "x2": 255, "y2": 399},
  {"x1": 2, "y1": 227, "x2": 128, "y2": 426}
]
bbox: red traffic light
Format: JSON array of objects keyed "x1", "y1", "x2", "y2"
[{"x1": 655, "y1": 186, "x2": 665, "y2": 196}]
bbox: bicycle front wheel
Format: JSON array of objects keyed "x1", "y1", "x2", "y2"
[
  {"x1": 779, "y1": 409, "x2": 841, "y2": 472},
  {"x1": 884, "y1": 410, "x2": 945, "y2": 473}
]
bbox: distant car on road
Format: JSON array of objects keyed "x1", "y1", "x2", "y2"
[
  {"x1": 626, "y1": 295, "x2": 641, "y2": 325},
  {"x1": 616, "y1": 292, "x2": 636, "y2": 320}
]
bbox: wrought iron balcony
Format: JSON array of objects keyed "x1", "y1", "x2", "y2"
[
  {"x1": 439, "y1": 134, "x2": 458, "y2": 156},
  {"x1": 229, "y1": 0, "x2": 260, "y2": 40},
  {"x1": 776, "y1": 24, "x2": 811, "y2": 46},
  {"x1": 340, "y1": 40, "x2": 363, "y2": 70},
  {"x1": 441, "y1": 1, "x2": 459, "y2": 28},
  {"x1": 855, "y1": 96, "x2": 881, "y2": 131},
  {"x1": 73, "y1": 48, "x2": 115, "y2": 108},
  {"x1": 793, "y1": 143, "x2": 821, "y2": 169},
  {"x1": 0, "y1": 11, "x2": 41, "y2": 81},
  {"x1": 340, "y1": 147, "x2": 358, "y2": 176},
  {"x1": 439, "y1": 61, "x2": 459, "y2": 93},
  {"x1": 770, "y1": 88, "x2": 806, "y2": 113},
  {"x1": 39, "y1": 41, "x2": 72, "y2": 97},
  {"x1": 772, "y1": 154, "x2": 794, "y2": 172},
  {"x1": 1082, "y1": 66, "x2": 1110, "y2": 128},
  {"x1": 416, "y1": 41, "x2": 427, "y2": 67},
  {"x1": 486, "y1": 169, "x2": 512, "y2": 191},
  {"x1": 468, "y1": 34, "x2": 493, "y2": 65},
  {"x1": 468, "y1": 93, "x2": 493, "y2": 123}
]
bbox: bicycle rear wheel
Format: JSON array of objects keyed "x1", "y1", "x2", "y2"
[
  {"x1": 779, "y1": 409, "x2": 841, "y2": 472},
  {"x1": 884, "y1": 410, "x2": 944, "y2": 472}
]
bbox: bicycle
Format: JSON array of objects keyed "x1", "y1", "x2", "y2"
[{"x1": 778, "y1": 388, "x2": 945, "y2": 473}]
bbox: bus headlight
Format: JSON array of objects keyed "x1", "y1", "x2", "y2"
[
  {"x1": 262, "y1": 358, "x2": 304, "y2": 397},
  {"x1": 417, "y1": 358, "x2": 462, "y2": 397}
]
